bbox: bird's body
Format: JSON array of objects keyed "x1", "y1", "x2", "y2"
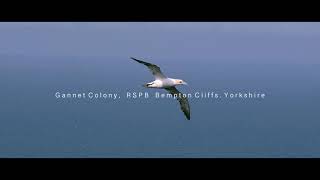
[
  {"x1": 131, "y1": 57, "x2": 191, "y2": 120},
  {"x1": 144, "y1": 78, "x2": 179, "y2": 88}
]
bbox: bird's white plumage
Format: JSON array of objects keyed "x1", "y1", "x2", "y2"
[{"x1": 131, "y1": 57, "x2": 190, "y2": 120}]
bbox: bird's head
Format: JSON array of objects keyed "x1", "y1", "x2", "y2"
[{"x1": 175, "y1": 79, "x2": 188, "y2": 86}]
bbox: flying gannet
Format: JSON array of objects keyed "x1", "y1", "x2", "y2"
[{"x1": 131, "y1": 57, "x2": 190, "y2": 120}]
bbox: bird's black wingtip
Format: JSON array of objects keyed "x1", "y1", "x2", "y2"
[{"x1": 130, "y1": 57, "x2": 141, "y2": 63}]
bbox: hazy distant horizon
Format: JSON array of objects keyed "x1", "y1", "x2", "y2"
[{"x1": 1, "y1": 22, "x2": 320, "y2": 63}]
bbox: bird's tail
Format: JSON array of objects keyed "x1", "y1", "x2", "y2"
[{"x1": 142, "y1": 82, "x2": 153, "y2": 88}]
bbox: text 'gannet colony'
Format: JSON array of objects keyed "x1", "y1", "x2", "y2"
[{"x1": 131, "y1": 57, "x2": 190, "y2": 120}]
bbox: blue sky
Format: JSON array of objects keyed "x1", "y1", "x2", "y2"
[
  {"x1": 1, "y1": 22, "x2": 320, "y2": 157},
  {"x1": 0, "y1": 22, "x2": 320, "y2": 63}
]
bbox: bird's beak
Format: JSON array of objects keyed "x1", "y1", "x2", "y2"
[{"x1": 183, "y1": 82, "x2": 188, "y2": 85}]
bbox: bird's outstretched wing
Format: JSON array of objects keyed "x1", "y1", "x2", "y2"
[
  {"x1": 131, "y1": 57, "x2": 167, "y2": 80},
  {"x1": 165, "y1": 87, "x2": 191, "y2": 120}
]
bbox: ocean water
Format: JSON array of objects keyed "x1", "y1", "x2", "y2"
[{"x1": 0, "y1": 55, "x2": 319, "y2": 157}]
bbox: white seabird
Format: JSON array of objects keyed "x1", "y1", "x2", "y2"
[{"x1": 131, "y1": 57, "x2": 190, "y2": 120}]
